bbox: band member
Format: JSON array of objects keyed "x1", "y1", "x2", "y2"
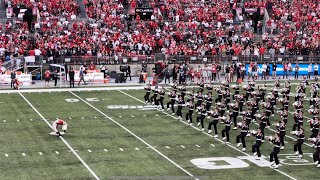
[
  {"x1": 222, "y1": 116, "x2": 232, "y2": 143},
  {"x1": 179, "y1": 85, "x2": 187, "y2": 103},
  {"x1": 167, "y1": 90, "x2": 177, "y2": 114},
  {"x1": 236, "y1": 120, "x2": 249, "y2": 151},
  {"x1": 310, "y1": 135, "x2": 320, "y2": 167},
  {"x1": 230, "y1": 102, "x2": 239, "y2": 130},
  {"x1": 270, "y1": 93, "x2": 277, "y2": 111},
  {"x1": 232, "y1": 84, "x2": 240, "y2": 100},
  {"x1": 270, "y1": 133, "x2": 281, "y2": 169},
  {"x1": 218, "y1": 100, "x2": 227, "y2": 117},
  {"x1": 52, "y1": 119, "x2": 68, "y2": 136},
  {"x1": 171, "y1": 82, "x2": 178, "y2": 91},
  {"x1": 244, "y1": 110, "x2": 252, "y2": 129},
  {"x1": 206, "y1": 83, "x2": 213, "y2": 93},
  {"x1": 292, "y1": 127, "x2": 305, "y2": 158},
  {"x1": 156, "y1": 88, "x2": 165, "y2": 110},
  {"x1": 236, "y1": 94, "x2": 245, "y2": 112},
  {"x1": 293, "y1": 111, "x2": 304, "y2": 131},
  {"x1": 252, "y1": 129, "x2": 263, "y2": 160},
  {"x1": 196, "y1": 104, "x2": 207, "y2": 131},
  {"x1": 276, "y1": 119, "x2": 286, "y2": 150},
  {"x1": 198, "y1": 81, "x2": 204, "y2": 93},
  {"x1": 151, "y1": 86, "x2": 159, "y2": 104},
  {"x1": 185, "y1": 100, "x2": 194, "y2": 125},
  {"x1": 224, "y1": 89, "x2": 231, "y2": 107},
  {"x1": 187, "y1": 88, "x2": 195, "y2": 102},
  {"x1": 244, "y1": 85, "x2": 251, "y2": 101},
  {"x1": 176, "y1": 96, "x2": 184, "y2": 120},
  {"x1": 205, "y1": 92, "x2": 213, "y2": 111},
  {"x1": 144, "y1": 84, "x2": 151, "y2": 104},
  {"x1": 259, "y1": 112, "x2": 268, "y2": 141},
  {"x1": 281, "y1": 97, "x2": 289, "y2": 111},
  {"x1": 280, "y1": 110, "x2": 288, "y2": 124},
  {"x1": 208, "y1": 108, "x2": 220, "y2": 137},
  {"x1": 195, "y1": 91, "x2": 204, "y2": 109},
  {"x1": 215, "y1": 87, "x2": 223, "y2": 103},
  {"x1": 308, "y1": 118, "x2": 319, "y2": 138}
]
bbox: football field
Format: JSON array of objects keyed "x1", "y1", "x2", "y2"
[{"x1": 0, "y1": 85, "x2": 318, "y2": 180}]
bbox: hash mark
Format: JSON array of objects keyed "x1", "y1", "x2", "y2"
[
  {"x1": 17, "y1": 119, "x2": 20, "y2": 122},
  {"x1": 81, "y1": 117, "x2": 85, "y2": 119},
  {"x1": 165, "y1": 146, "x2": 170, "y2": 149},
  {"x1": 196, "y1": 145, "x2": 201, "y2": 148},
  {"x1": 94, "y1": 117, "x2": 97, "y2": 119},
  {"x1": 131, "y1": 115, "x2": 135, "y2": 117},
  {"x1": 119, "y1": 148, "x2": 124, "y2": 151},
  {"x1": 22, "y1": 153, "x2": 26, "y2": 156},
  {"x1": 104, "y1": 149, "x2": 108, "y2": 152},
  {"x1": 210, "y1": 144, "x2": 215, "y2": 147},
  {"x1": 156, "y1": 114, "x2": 159, "y2": 116},
  {"x1": 5, "y1": 154, "x2": 8, "y2": 157},
  {"x1": 135, "y1": 147, "x2": 140, "y2": 150},
  {"x1": 55, "y1": 151, "x2": 59, "y2": 155},
  {"x1": 88, "y1": 150, "x2": 92, "y2": 153},
  {"x1": 180, "y1": 145, "x2": 185, "y2": 148},
  {"x1": 69, "y1": 117, "x2": 72, "y2": 119},
  {"x1": 3, "y1": 120, "x2": 6, "y2": 122},
  {"x1": 39, "y1": 152, "x2": 43, "y2": 155},
  {"x1": 119, "y1": 116, "x2": 122, "y2": 118}
]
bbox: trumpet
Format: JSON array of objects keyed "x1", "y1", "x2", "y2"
[
  {"x1": 237, "y1": 122, "x2": 243, "y2": 127},
  {"x1": 229, "y1": 103, "x2": 235, "y2": 107},
  {"x1": 251, "y1": 91, "x2": 257, "y2": 96},
  {"x1": 268, "y1": 136, "x2": 274, "y2": 142},
  {"x1": 259, "y1": 86, "x2": 267, "y2": 91},
  {"x1": 290, "y1": 131, "x2": 299, "y2": 135},
  {"x1": 254, "y1": 114, "x2": 262, "y2": 118},
  {"x1": 266, "y1": 95, "x2": 271, "y2": 99},
  {"x1": 242, "y1": 85, "x2": 248, "y2": 90},
  {"x1": 250, "y1": 130, "x2": 257, "y2": 135},
  {"x1": 308, "y1": 109, "x2": 315, "y2": 114},
  {"x1": 260, "y1": 102, "x2": 267, "y2": 107},
  {"x1": 231, "y1": 85, "x2": 238, "y2": 89},
  {"x1": 292, "y1": 101, "x2": 299, "y2": 107},
  {"x1": 277, "y1": 98, "x2": 284, "y2": 103}
]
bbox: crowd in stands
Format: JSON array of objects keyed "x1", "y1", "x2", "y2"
[{"x1": 0, "y1": 0, "x2": 319, "y2": 66}]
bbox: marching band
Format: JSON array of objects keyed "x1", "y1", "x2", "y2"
[{"x1": 143, "y1": 79, "x2": 320, "y2": 169}]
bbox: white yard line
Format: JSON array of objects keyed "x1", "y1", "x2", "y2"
[
  {"x1": 69, "y1": 91, "x2": 198, "y2": 180},
  {"x1": 18, "y1": 92, "x2": 100, "y2": 180},
  {"x1": 118, "y1": 90, "x2": 298, "y2": 180}
]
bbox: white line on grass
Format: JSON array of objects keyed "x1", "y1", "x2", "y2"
[
  {"x1": 119, "y1": 148, "x2": 124, "y2": 151},
  {"x1": 69, "y1": 91, "x2": 198, "y2": 180},
  {"x1": 180, "y1": 145, "x2": 185, "y2": 148},
  {"x1": 3, "y1": 120, "x2": 6, "y2": 122},
  {"x1": 210, "y1": 144, "x2": 215, "y2": 147},
  {"x1": 118, "y1": 90, "x2": 298, "y2": 180},
  {"x1": 19, "y1": 92, "x2": 100, "y2": 180},
  {"x1": 88, "y1": 150, "x2": 92, "y2": 153},
  {"x1": 165, "y1": 146, "x2": 170, "y2": 149},
  {"x1": 5, "y1": 154, "x2": 8, "y2": 157},
  {"x1": 55, "y1": 151, "x2": 60, "y2": 155},
  {"x1": 104, "y1": 149, "x2": 108, "y2": 152},
  {"x1": 135, "y1": 147, "x2": 140, "y2": 150}
]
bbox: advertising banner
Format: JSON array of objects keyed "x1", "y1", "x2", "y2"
[
  {"x1": 70, "y1": 70, "x2": 104, "y2": 83},
  {"x1": 0, "y1": 73, "x2": 32, "y2": 85},
  {"x1": 246, "y1": 63, "x2": 314, "y2": 76}
]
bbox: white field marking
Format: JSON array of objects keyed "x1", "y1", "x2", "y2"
[
  {"x1": 210, "y1": 144, "x2": 215, "y2": 147},
  {"x1": 81, "y1": 117, "x2": 85, "y2": 119},
  {"x1": 0, "y1": 102, "x2": 3, "y2": 103},
  {"x1": 5, "y1": 154, "x2": 8, "y2": 157},
  {"x1": 0, "y1": 86, "x2": 145, "y2": 94},
  {"x1": 88, "y1": 150, "x2": 92, "y2": 153},
  {"x1": 18, "y1": 93, "x2": 100, "y2": 180},
  {"x1": 3, "y1": 120, "x2": 6, "y2": 122},
  {"x1": 180, "y1": 145, "x2": 185, "y2": 148},
  {"x1": 22, "y1": 153, "x2": 26, "y2": 156},
  {"x1": 156, "y1": 114, "x2": 159, "y2": 116},
  {"x1": 131, "y1": 115, "x2": 135, "y2": 117},
  {"x1": 17, "y1": 119, "x2": 19, "y2": 121},
  {"x1": 278, "y1": 153, "x2": 313, "y2": 156},
  {"x1": 94, "y1": 116, "x2": 97, "y2": 119},
  {"x1": 195, "y1": 144, "x2": 201, "y2": 148},
  {"x1": 104, "y1": 149, "x2": 108, "y2": 152},
  {"x1": 119, "y1": 148, "x2": 124, "y2": 151},
  {"x1": 135, "y1": 147, "x2": 140, "y2": 150},
  {"x1": 119, "y1": 116, "x2": 122, "y2": 118},
  {"x1": 69, "y1": 117, "x2": 72, "y2": 120},
  {"x1": 69, "y1": 91, "x2": 197, "y2": 180},
  {"x1": 118, "y1": 90, "x2": 298, "y2": 180},
  {"x1": 143, "y1": 115, "x2": 146, "y2": 117},
  {"x1": 165, "y1": 146, "x2": 171, "y2": 149},
  {"x1": 39, "y1": 152, "x2": 43, "y2": 155},
  {"x1": 30, "y1": 119, "x2": 33, "y2": 121},
  {"x1": 55, "y1": 151, "x2": 60, "y2": 155}
]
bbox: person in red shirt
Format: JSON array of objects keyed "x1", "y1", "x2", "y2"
[
  {"x1": 211, "y1": 64, "x2": 217, "y2": 81},
  {"x1": 52, "y1": 119, "x2": 68, "y2": 136},
  {"x1": 44, "y1": 69, "x2": 51, "y2": 87},
  {"x1": 89, "y1": 61, "x2": 95, "y2": 70}
]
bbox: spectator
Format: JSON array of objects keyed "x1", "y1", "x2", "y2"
[
  {"x1": 294, "y1": 63, "x2": 299, "y2": 79},
  {"x1": 69, "y1": 67, "x2": 75, "y2": 88},
  {"x1": 10, "y1": 70, "x2": 16, "y2": 89},
  {"x1": 44, "y1": 68, "x2": 50, "y2": 87}
]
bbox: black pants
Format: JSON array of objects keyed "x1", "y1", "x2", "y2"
[
  {"x1": 252, "y1": 142, "x2": 262, "y2": 157},
  {"x1": 206, "y1": 103, "x2": 212, "y2": 111},
  {"x1": 215, "y1": 96, "x2": 222, "y2": 103},
  {"x1": 151, "y1": 95, "x2": 158, "y2": 103},
  {"x1": 294, "y1": 140, "x2": 304, "y2": 155},
  {"x1": 313, "y1": 149, "x2": 320, "y2": 163},
  {"x1": 236, "y1": 133, "x2": 247, "y2": 148},
  {"x1": 70, "y1": 77, "x2": 74, "y2": 87},
  {"x1": 126, "y1": 72, "x2": 131, "y2": 80},
  {"x1": 186, "y1": 110, "x2": 193, "y2": 123},
  {"x1": 54, "y1": 78, "x2": 58, "y2": 86},
  {"x1": 294, "y1": 72, "x2": 299, "y2": 79},
  {"x1": 279, "y1": 132, "x2": 286, "y2": 147},
  {"x1": 164, "y1": 74, "x2": 170, "y2": 83},
  {"x1": 144, "y1": 92, "x2": 150, "y2": 102},
  {"x1": 270, "y1": 148, "x2": 280, "y2": 165},
  {"x1": 11, "y1": 79, "x2": 14, "y2": 88},
  {"x1": 177, "y1": 107, "x2": 182, "y2": 117},
  {"x1": 208, "y1": 121, "x2": 218, "y2": 134},
  {"x1": 293, "y1": 122, "x2": 303, "y2": 131},
  {"x1": 230, "y1": 113, "x2": 238, "y2": 127},
  {"x1": 311, "y1": 130, "x2": 319, "y2": 138},
  {"x1": 197, "y1": 115, "x2": 205, "y2": 128},
  {"x1": 212, "y1": 73, "x2": 216, "y2": 81},
  {"x1": 156, "y1": 97, "x2": 164, "y2": 109},
  {"x1": 260, "y1": 123, "x2": 266, "y2": 140},
  {"x1": 167, "y1": 100, "x2": 175, "y2": 113},
  {"x1": 222, "y1": 126, "x2": 230, "y2": 142}
]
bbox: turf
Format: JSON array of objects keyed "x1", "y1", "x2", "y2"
[{"x1": 0, "y1": 81, "x2": 319, "y2": 180}]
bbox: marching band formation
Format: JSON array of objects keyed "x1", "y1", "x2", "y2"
[{"x1": 144, "y1": 78, "x2": 320, "y2": 169}]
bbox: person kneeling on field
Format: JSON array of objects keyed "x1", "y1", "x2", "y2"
[{"x1": 52, "y1": 119, "x2": 68, "y2": 136}]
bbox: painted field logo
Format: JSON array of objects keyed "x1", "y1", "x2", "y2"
[{"x1": 107, "y1": 105, "x2": 158, "y2": 110}]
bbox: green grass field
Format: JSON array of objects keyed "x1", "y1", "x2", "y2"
[{"x1": 0, "y1": 82, "x2": 319, "y2": 180}]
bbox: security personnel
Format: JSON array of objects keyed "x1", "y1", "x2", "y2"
[
  {"x1": 196, "y1": 104, "x2": 207, "y2": 131},
  {"x1": 236, "y1": 120, "x2": 249, "y2": 151},
  {"x1": 208, "y1": 108, "x2": 220, "y2": 137},
  {"x1": 185, "y1": 100, "x2": 194, "y2": 125},
  {"x1": 222, "y1": 117, "x2": 232, "y2": 143},
  {"x1": 270, "y1": 133, "x2": 281, "y2": 169},
  {"x1": 252, "y1": 128, "x2": 263, "y2": 160}
]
